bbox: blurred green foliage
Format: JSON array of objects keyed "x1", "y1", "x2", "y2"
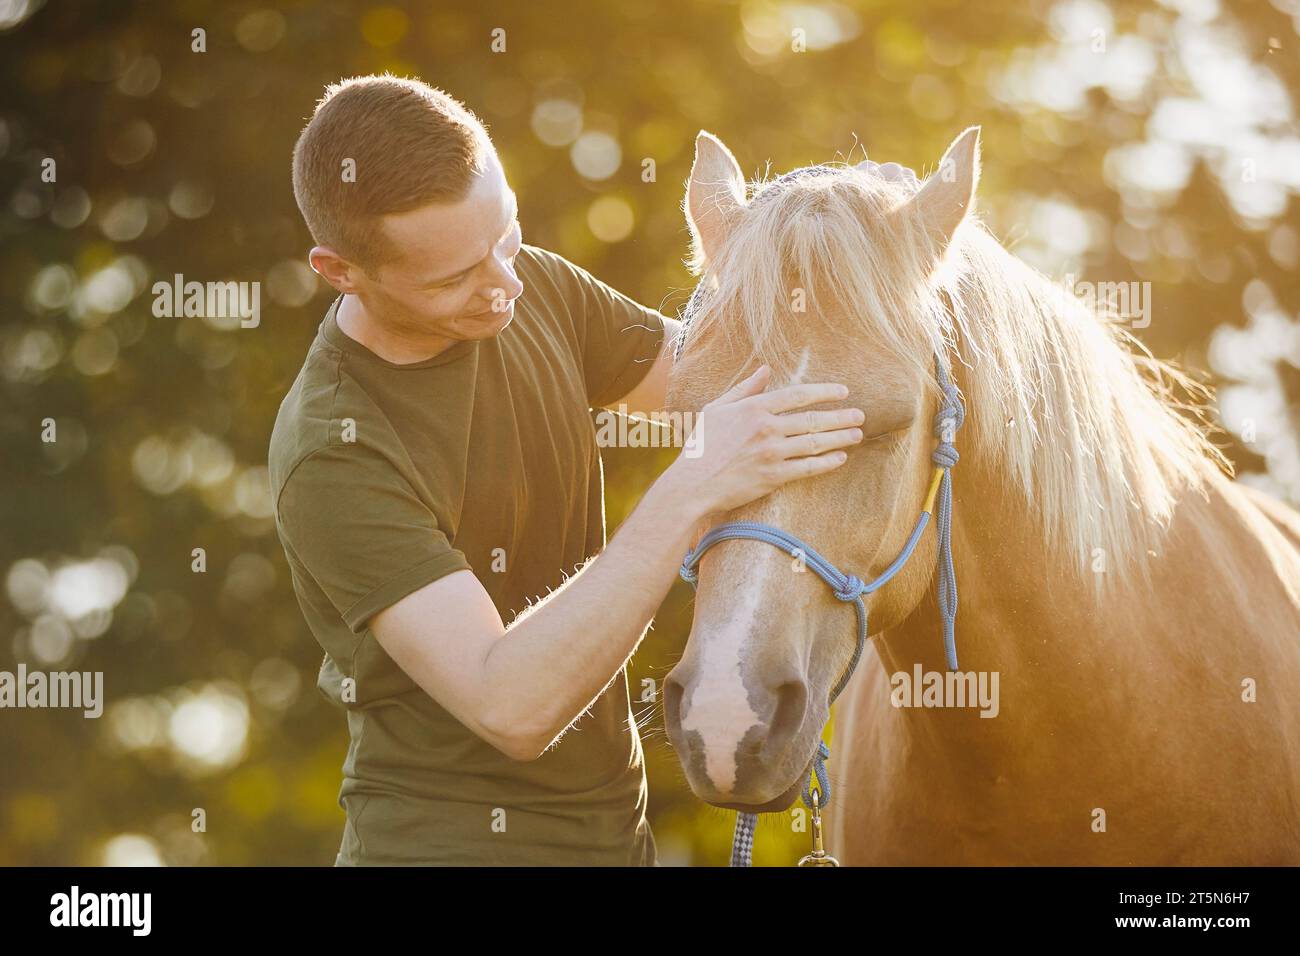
[{"x1": 1, "y1": 0, "x2": 1297, "y2": 866}]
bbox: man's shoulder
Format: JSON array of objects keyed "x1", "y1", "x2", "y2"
[
  {"x1": 267, "y1": 324, "x2": 383, "y2": 501},
  {"x1": 516, "y1": 243, "x2": 595, "y2": 301},
  {"x1": 517, "y1": 242, "x2": 568, "y2": 274}
]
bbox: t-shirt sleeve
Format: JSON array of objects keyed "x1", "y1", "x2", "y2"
[
  {"x1": 543, "y1": 250, "x2": 667, "y2": 408},
  {"x1": 275, "y1": 444, "x2": 472, "y2": 635}
]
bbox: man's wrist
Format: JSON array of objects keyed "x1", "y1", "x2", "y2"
[{"x1": 651, "y1": 459, "x2": 713, "y2": 527}]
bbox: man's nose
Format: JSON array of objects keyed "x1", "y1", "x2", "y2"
[{"x1": 485, "y1": 262, "x2": 524, "y2": 304}]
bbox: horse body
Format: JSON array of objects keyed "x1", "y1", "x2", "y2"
[
  {"x1": 664, "y1": 126, "x2": 1300, "y2": 865},
  {"x1": 830, "y1": 461, "x2": 1300, "y2": 865}
]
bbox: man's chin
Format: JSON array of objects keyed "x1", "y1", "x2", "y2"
[{"x1": 458, "y1": 304, "x2": 514, "y2": 337}]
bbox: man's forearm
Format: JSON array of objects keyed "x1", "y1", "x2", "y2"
[{"x1": 480, "y1": 468, "x2": 703, "y2": 755}]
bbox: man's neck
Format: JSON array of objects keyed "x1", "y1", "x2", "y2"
[{"x1": 335, "y1": 293, "x2": 457, "y2": 365}]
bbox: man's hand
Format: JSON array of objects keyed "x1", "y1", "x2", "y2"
[
  {"x1": 856, "y1": 158, "x2": 922, "y2": 192},
  {"x1": 667, "y1": 365, "x2": 865, "y2": 517}
]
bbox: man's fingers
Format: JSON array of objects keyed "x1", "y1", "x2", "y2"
[
  {"x1": 772, "y1": 449, "x2": 850, "y2": 483},
  {"x1": 878, "y1": 162, "x2": 921, "y2": 192},
  {"x1": 756, "y1": 382, "x2": 848, "y2": 414},
  {"x1": 857, "y1": 159, "x2": 922, "y2": 193},
  {"x1": 713, "y1": 365, "x2": 771, "y2": 405},
  {"x1": 776, "y1": 406, "x2": 865, "y2": 437},
  {"x1": 776, "y1": 427, "x2": 863, "y2": 460}
]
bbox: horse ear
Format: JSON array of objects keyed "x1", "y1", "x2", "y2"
[
  {"x1": 912, "y1": 126, "x2": 981, "y2": 247},
  {"x1": 685, "y1": 131, "x2": 745, "y2": 263}
]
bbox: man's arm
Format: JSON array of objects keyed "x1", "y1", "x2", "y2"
[
  {"x1": 602, "y1": 316, "x2": 681, "y2": 418},
  {"x1": 369, "y1": 472, "x2": 695, "y2": 761},
  {"x1": 370, "y1": 367, "x2": 866, "y2": 760}
]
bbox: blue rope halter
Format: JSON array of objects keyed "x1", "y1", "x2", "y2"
[{"x1": 678, "y1": 353, "x2": 965, "y2": 866}]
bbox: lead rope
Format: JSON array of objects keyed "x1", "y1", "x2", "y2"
[{"x1": 681, "y1": 353, "x2": 965, "y2": 867}]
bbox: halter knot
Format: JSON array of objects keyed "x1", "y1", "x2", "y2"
[
  {"x1": 930, "y1": 376, "x2": 965, "y2": 470},
  {"x1": 832, "y1": 575, "x2": 865, "y2": 602},
  {"x1": 678, "y1": 563, "x2": 698, "y2": 586},
  {"x1": 931, "y1": 440, "x2": 960, "y2": 469},
  {"x1": 932, "y1": 382, "x2": 966, "y2": 436}
]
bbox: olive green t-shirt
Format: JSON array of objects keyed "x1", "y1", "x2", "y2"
[{"x1": 268, "y1": 244, "x2": 666, "y2": 865}]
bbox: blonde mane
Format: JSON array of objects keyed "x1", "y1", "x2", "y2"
[{"x1": 680, "y1": 164, "x2": 1232, "y2": 586}]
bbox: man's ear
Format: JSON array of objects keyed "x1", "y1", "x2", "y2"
[
  {"x1": 911, "y1": 126, "x2": 981, "y2": 249},
  {"x1": 309, "y1": 246, "x2": 362, "y2": 294},
  {"x1": 685, "y1": 130, "x2": 746, "y2": 265}
]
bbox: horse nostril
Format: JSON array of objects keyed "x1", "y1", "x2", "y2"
[
  {"x1": 767, "y1": 678, "x2": 808, "y2": 747},
  {"x1": 662, "y1": 674, "x2": 686, "y2": 736}
]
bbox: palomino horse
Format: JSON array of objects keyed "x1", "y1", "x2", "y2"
[{"x1": 663, "y1": 126, "x2": 1300, "y2": 865}]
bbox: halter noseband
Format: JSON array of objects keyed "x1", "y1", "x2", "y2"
[{"x1": 677, "y1": 353, "x2": 965, "y2": 866}]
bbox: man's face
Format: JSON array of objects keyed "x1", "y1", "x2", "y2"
[{"x1": 358, "y1": 147, "x2": 525, "y2": 342}]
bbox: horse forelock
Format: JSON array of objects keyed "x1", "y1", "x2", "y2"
[{"x1": 680, "y1": 162, "x2": 942, "y2": 385}]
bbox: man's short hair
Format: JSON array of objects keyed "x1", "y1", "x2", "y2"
[{"x1": 292, "y1": 74, "x2": 491, "y2": 272}]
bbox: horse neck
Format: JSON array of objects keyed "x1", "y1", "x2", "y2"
[
  {"x1": 866, "y1": 424, "x2": 1247, "y2": 764},
  {"x1": 872, "y1": 450, "x2": 1100, "y2": 679}
]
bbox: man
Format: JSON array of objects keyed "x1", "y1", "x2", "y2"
[{"x1": 269, "y1": 74, "x2": 866, "y2": 865}]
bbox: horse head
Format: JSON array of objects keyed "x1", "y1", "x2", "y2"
[{"x1": 662, "y1": 128, "x2": 981, "y2": 811}]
